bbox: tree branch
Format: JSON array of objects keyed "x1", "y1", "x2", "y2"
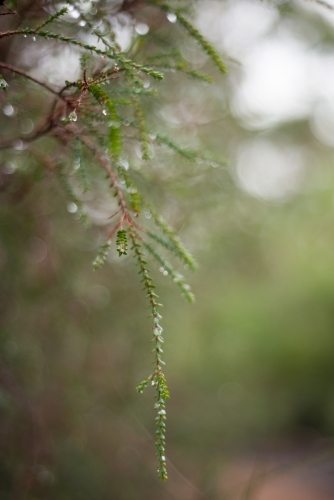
[{"x1": 0, "y1": 61, "x2": 63, "y2": 97}]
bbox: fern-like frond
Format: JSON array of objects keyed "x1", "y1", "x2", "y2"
[
  {"x1": 34, "y1": 7, "x2": 68, "y2": 32},
  {"x1": 149, "y1": 1, "x2": 227, "y2": 74},
  {"x1": 92, "y1": 242, "x2": 111, "y2": 270},
  {"x1": 144, "y1": 242, "x2": 195, "y2": 302},
  {"x1": 129, "y1": 228, "x2": 169, "y2": 482},
  {"x1": 134, "y1": 102, "x2": 151, "y2": 160},
  {"x1": 88, "y1": 84, "x2": 122, "y2": 160}
]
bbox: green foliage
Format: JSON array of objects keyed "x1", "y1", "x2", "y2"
[
  {"x1": 34, "y1": 6, "x2": 68, "y2": 30},
  {"x1": 150, "y1": 0, "x2": 227, "y2": 74},
  {"x1": 144, "y1": 242, "x2": 195, "y2": 302},
  {"x1": 0, "y1": 0, "x2": 225, "y2": 481},
  {"x1": 92, "y1": 242, "x2": 112, "y2": 270},
  {"x1": 155, "y1": 133, "x2": 227, "y2": 166},
  {"x1": 88, "y1": 84, "x2": 123, "y2": 160},
  {"x1": 130, "y1": 229, "x2": 169, "y2": 481},
  {"x1": 148, "y1": 210, "x2": 198, "y2": 271},
  {"x1": 116, "y1": 230, "x2": 128, "y2": 256},
  {"x1": 0, "y1": 73, "x2": 8, "y2": 90},
  {"x1": 134, "y1": 102, "x2": 151, "y2": 160}
]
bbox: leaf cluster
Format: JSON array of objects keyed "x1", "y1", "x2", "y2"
[{"x1": 0, "y1": 0, "x2": 227, "y2": 480}]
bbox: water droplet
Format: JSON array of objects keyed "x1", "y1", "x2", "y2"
[
  {"x1": 68, "y1": 111, "x2": 77, "y2": 122},
  {"x1": 135, "y1": 23, "x2": 149, "y2": 35},
  {"x1": 167, "y1": 12, "x2": 177, "y2": 23},
  {"x1": 102, "y1": 109, "x2": 107, "y2": 116},
  {"x1": 119, "y1": 159, "x2": 129, "y2": 170},
  {"x1": 14, "y1": 140, "x2": 26, "y2": 151},
  {"x1": 23, "y1": 34, "x2": 27, "y2": 38},
  {"x1": 3, "y1": 162, "x2": 16, "y2": 174},
  {"x1": 32, "y1": 36, "x2": 36, "y2": 41},
  {"x1": 163, "y1": 270, "x2": 168, "y2": 276},
  {"x1": 70, "y1": 9, "x2": 80, "y2": 19},
  {"x1": 3, "y1": 104, "x2": 14, "y2": 117},
  {"x1": 20, "y1": 118, "x2": 34, "y2": 135},
  {"x1": 67, "y1": 202, "x2": 78, "y2": 213},
  {"x1": 79, "y1": 20, "x2": 86, "y2": 27},
  {"x1": 159, "y1": 267, "x2": 164, "y2": 273}
]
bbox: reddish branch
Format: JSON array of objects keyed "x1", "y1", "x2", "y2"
[{"x1": 78, "y1": 135, "x2": 131, "y2": 223}]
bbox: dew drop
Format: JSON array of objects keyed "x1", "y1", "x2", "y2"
[
  {"x1": 135, "y1": 23, "x2": 149, "y2": 35},
  {"x1": 119, "y1": 159, "x2": 129, "y2": 170},
  {"x1": 102, "y1": 109, "x2": 107, "y2": 116},
  {"x1": 163, "y1": 270, "x2": 168, "y2": 276},
  {"x1": 70, "y1": 9, "x2": 80, "y2": 19},
  {"x1": 14, "y1": 140, "x2": 26, "y2": 151},
  {"x1": 67, "y1": 202, "x2": 78, "y2": 213},
  {"x1": 3, "y1": 162, "x2": 16, "y2": 174},
  {"x1": 32, "y1": 36, "x2": 36, "y2": 41},
  {"x1": 167, "y1": 12, "x2": 177, "y2": 23},
  {"x1": 68, "y1": 111, "x2": 77, "y2": 122},
  {"x1": 3, "y1": 104, "x2": 15, "y2": 117}
]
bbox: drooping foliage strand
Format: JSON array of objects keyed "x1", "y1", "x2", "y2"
[{"x1": 0, "y1": 0, "x2": 226, "y2": 480}]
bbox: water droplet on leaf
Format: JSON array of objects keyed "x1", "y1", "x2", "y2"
[{"x1": 68, "y1": 111, "x2": 77, "y2": 122}]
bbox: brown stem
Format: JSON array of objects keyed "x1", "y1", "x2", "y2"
[
  {"x1": 0, "y1": 29, "x2": 24, "y2": 39},
  {"x1": 0, "y1": 61, "x2": 63, "y2": 96}
]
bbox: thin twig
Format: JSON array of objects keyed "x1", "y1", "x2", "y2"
[{"x1": 0, "y1": 61, "x2": 63, "y2": 97}]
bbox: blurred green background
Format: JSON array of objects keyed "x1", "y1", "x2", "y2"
[{"x1": 2, "y1": 1, "x2": 334, "y2": 499}]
